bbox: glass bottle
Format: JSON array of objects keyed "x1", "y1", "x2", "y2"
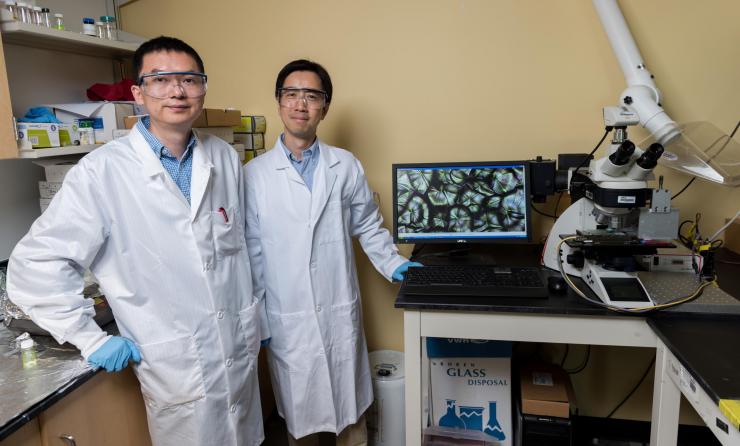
[
  {"x1": 95, "y1": 21, "x2": 104, "y2": 38},
  {"x1": 100, "y1": 15, "x2": 117, "y2": 40},
  {"x1": 31, "y1": 5, "x2": 40, "y2": 25},
  {"x1": 81, "y1": 17, "x2": 95, "y2": 36},
  {"x1": 20, "y1": 339, "x2": 38, "y2": 369},
  {"x1": 16, "y1": 2, "x2": 29, "y2": 23},
  {"x1": 438, "y1": 399, "x2": 466, "y2": 429},
  {"x1": 1, "y1": 1, "x2": 18, "y2": 22},
  {"x1": 483, "y1": 401, "x2": 506, "y2": 440},
  {"x1": 53, "y1": 13, "x2": 64, "y2": 30},
  {"x1": 40, "y1": 7, "x2": 50, "y2": 27}
]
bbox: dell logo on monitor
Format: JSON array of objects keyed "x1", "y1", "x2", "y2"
[{"x1": 456, "y1": 239, "x2": 468, "y2": 243}]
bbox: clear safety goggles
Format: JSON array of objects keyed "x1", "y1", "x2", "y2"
[
  {"x1": 277, "y1": 87, "x2": 327, "y2": 110},
  {"x1": 138, "y1": 71, "x2": 208, "y2": 99}
]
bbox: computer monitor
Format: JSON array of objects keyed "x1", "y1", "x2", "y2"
[{"x1": 393, "y1": 161, "x2": 532, "y2": 244}]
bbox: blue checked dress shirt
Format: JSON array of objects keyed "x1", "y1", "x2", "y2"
[
  {"x1": 280, "y1": 135, "x2": 320, "y2": 191},
  {"x1": 136, "y1": 116, "x2": 197, "y2": 204}
]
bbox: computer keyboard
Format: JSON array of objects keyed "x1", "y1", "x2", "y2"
[{"x1": 402, "y1": 265, "x2": 548, "y2": 298}]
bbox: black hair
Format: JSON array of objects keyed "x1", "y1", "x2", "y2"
[
  {"x1": 275, "y1": 59, "x2": 333, "y2": 104},
  {"x1": 132, "y1": 36, "x2": 205, "y2": 83}
]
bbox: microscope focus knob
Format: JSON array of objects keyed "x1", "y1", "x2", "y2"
[{"x1": 566, "y1": 251, "x2": 585, "y2": 268}]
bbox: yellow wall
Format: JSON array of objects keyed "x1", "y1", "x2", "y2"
[{"x1": 121, "y1": 0, "x2": 740, "y2": 422}]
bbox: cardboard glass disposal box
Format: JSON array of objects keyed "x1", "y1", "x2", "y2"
[
  {"x1": 428, "y1": 338, "x2": 512, "y2": 446},
  {"x1": 520, "y1": 363, "x2": 573, "y2": 418},
  {"x1": 49, "y1": 102, "x2": 136, "y2": 144},
  {"x1": 17, "y1": 123, "x2": 60, "y2": 148},
  {"x1": 33, "y1": 159, "x2": 78, "y2": 183},
  {"x1": 192, "y1": 108, "x2": 241, "y2": 128}
]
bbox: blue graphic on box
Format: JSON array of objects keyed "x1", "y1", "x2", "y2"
[{"x1": 438, "y1": 399, "x2": 506, "y2": 440}]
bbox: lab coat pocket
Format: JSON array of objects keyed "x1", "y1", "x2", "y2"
[
  {"x1": 135, "y1": 335, "x2": 207, "y2": 410},
  {"x1": 238, "y1": 299, "x2": 260, "y2": 358},
  {"x1": 268, "y1": 311, "x2": 312, "y2": 372},
  {"x1": 317, "y1": 200, "x2": 345, "y2": 245},
  {"x1": 330, "y1": 299, "x2": 361, "y2": 361},
  {"x1": 212, "y1": 205, "x2": 244, "y2": 257}
]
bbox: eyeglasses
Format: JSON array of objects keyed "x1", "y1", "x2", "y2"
[
  {"x1": 277, "y1": 88, "x2": 327, "y2": 110},
  {"x1": 138, "y1": 71, "x2": 208, "y2": 99}
]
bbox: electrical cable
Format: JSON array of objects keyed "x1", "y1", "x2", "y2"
[
  {"x1": 531, "y1": 204, "x2": 558, "y2": 219},
  {"x1": 569, "y1": 128, "x2": 611, "y2": 189},
  {"x1": 560, "y1": 344, "x2": 569, "y2": 367},
  {"x1": 566, "y1": 345, "x2": 591, "y2": 374},
  {"x1": 606, "y1": 356, "x2": 656, "y2": 419},
  {"x1": 555, "y1": 236, "x2": 716, "y2": 313}
]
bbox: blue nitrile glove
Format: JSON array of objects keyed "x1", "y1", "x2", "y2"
[
  {"x1": 392, "y1": 261, "x2": 423, "y2": 282},
  {"x1": 88, "y1": 336, "x2": 141, "y2": 372},
  {"x1": 18, "y1": 107, "x2": 62, "y2": 123},
  {"x1": 260, "y1": 337, "x2": 271, "y2": 347}
]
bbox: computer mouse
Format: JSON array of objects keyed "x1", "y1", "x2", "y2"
[{"x1": 547, "y1": 276, "x2": 568, "y2": 294}]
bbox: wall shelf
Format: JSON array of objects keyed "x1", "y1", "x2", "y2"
[
  {"x1": 1, "y1": 22, "x2": 137, "y2": 58},
  {"x1": 18, "y1": 144, "x2": 100, "y2": 159}
]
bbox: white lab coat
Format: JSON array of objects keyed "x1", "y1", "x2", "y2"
[
  {"x1": 8, "y1": 127, "x2": 266, "y2": 446},
  {"x1": 244, "y1": 140, "x2": 407, "y2": 438}
]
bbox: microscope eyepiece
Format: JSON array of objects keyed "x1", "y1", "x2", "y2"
[
  {"x1": 635, "y1": 143, "x2": 664, "y2": 170},
  {"x1": 608, "y1": 140, "x2": 635, "y2": 166}
]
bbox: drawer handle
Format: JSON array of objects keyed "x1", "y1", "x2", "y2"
[{"x1": 59, "y1": 434, "x2": 77, "y2": 446}]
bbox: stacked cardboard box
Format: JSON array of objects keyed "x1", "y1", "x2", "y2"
[
  {"x1": 234, "y1": 115, "x2": 267, "y2": 163},
  {"x1": 33, "y1": 159, "x2": 78, "y2": 212}
]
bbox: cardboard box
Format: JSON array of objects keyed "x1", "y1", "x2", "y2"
[
  {"x1": 234, "y1": 115, "x2": 267, "y2": 133},
  {"x1": 428, "y1": 338, "x2": 512, "y2": 446},
  {"x1": 231, "y1": 143, "x2": 245, "y2": 162},
  {"x1": 192, "y1": 108, "x2": 241, "y2": 128},
  {"x1": 233, "y1": 132, "x2": 265, "y2": 150},
  {"x1": 195, "y1": 127, "x2": 234, "y2": 144},
  {"x1": 33, "y1": 159, "x2": 78, "y2": 183},
  {"x1": 39, "y1": 198, "x2": 52, "y2": 213},
  {"x1": 50, "y1": 102, "x2": 136, "y2": 143},
  {"x1": 520, "y1": 364, "x2": 573, "y2": 419},
  {"x1": 38, "y1": 181, "x2": 63, "y2": 199},
  {"x1": 17, "y1": 123, "x2": 61, "y2": 148},
  {"x1": 113, "y1": 129, "x2": 130, "y2": 139},
  {"x1": 124, "y1": 115, "x2": 146, "y2": 129},
  {"x1": 58, "y1": 123, "x2": 80, "y2": 146}
]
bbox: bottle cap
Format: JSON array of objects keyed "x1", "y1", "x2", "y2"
[
  {"x1": 20, "y1": 339, "x2": 34, "y2": 349},
  {"x1": 41, "y1": 7, "x2": 49, "y2": 12},
  {"x1": 100, "y1": 15, "x2": 115, "y2": 22},
  {"x1": 32, "y1": 5, "x2": 40, "y2": 10},
  {"x1": 82, "y1": 17, "x2": 94, "y2": 24},
  {"x1": 54, "y1": 13, "x2": 63, "y2": 17}
]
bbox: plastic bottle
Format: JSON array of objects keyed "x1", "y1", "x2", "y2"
[
  {"x1": 20, "y1": 339, "x2": 37, "y2": 369},
  {"x1": 40, "y1": 7, "x2": 50, "y2": 27},
  {"x1": 95, "y1": 21, "x2": 104, "y2": 38},
  {"x1": 100, "y1": 15, "x2": 117, "y2": 40},
  {"x1": 53, "y1": 13, "x2": 64, "y2": 30},
  {"x1": 81, "y1": 17, "x2": 95, "y2": 36}
]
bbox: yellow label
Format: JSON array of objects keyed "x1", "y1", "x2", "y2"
[{"x1": 719, "y1": 399, "x2": 740, "y2": 429}]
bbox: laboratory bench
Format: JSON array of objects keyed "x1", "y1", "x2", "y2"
[
  {"x1": 0, "y1": 322, "x2": 151, "y2": 445},
  {"x1": 396, "y1": 244, "x2": 740, "y2": 446}
]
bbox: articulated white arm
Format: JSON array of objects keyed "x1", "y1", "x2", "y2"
[{"x1": 593, "y1": 0, "x2": 680, "y2": 145}]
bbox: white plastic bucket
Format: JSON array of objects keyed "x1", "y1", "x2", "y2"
[{"x1": 368, "y1": 350, "x2": 405, "y2": 446}]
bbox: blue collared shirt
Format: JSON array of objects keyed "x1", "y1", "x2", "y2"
[
  {"x1": 136, "y1": 116, "x2": 197, "y2": 204},
  {"x1": 281, "y1": 135, "x2": 320, "y2": 191}
]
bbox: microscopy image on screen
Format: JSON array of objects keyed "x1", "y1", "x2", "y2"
[{"x1": 396, "y1": 165, "x2": 526, "y2": 238}]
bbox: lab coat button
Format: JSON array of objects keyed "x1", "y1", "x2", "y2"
[
  {"x1": 230, "y1": 404, "x2": 237, "y2": 413},
  {"x1": 316, "y1": 305, "x2": 322, "y2": 312},
  {"x1": 217, "y1": 310, "x2": 225, "y2": 320},
  {"x1": 310, "y1": 261, "x2": 317, "y2": 268},
  {"x1": 226, "y1": 358, "x2": 233, "y2": 367}
]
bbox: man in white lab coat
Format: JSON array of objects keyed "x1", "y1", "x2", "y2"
[
  {"x1": 8, "y1": 37, "x2": 267, "y2": 446},
  {"x1": 244, "y1": 60, "x2": 420, "y2": 446}
]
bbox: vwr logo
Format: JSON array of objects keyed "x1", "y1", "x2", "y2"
[{"x1": 445, "y1": 339, "x2": 488, "y2": 344}]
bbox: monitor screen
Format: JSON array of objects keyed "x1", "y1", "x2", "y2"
[{"x1": 393, "y1": 161, "x2": 531, "y2": 244}]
